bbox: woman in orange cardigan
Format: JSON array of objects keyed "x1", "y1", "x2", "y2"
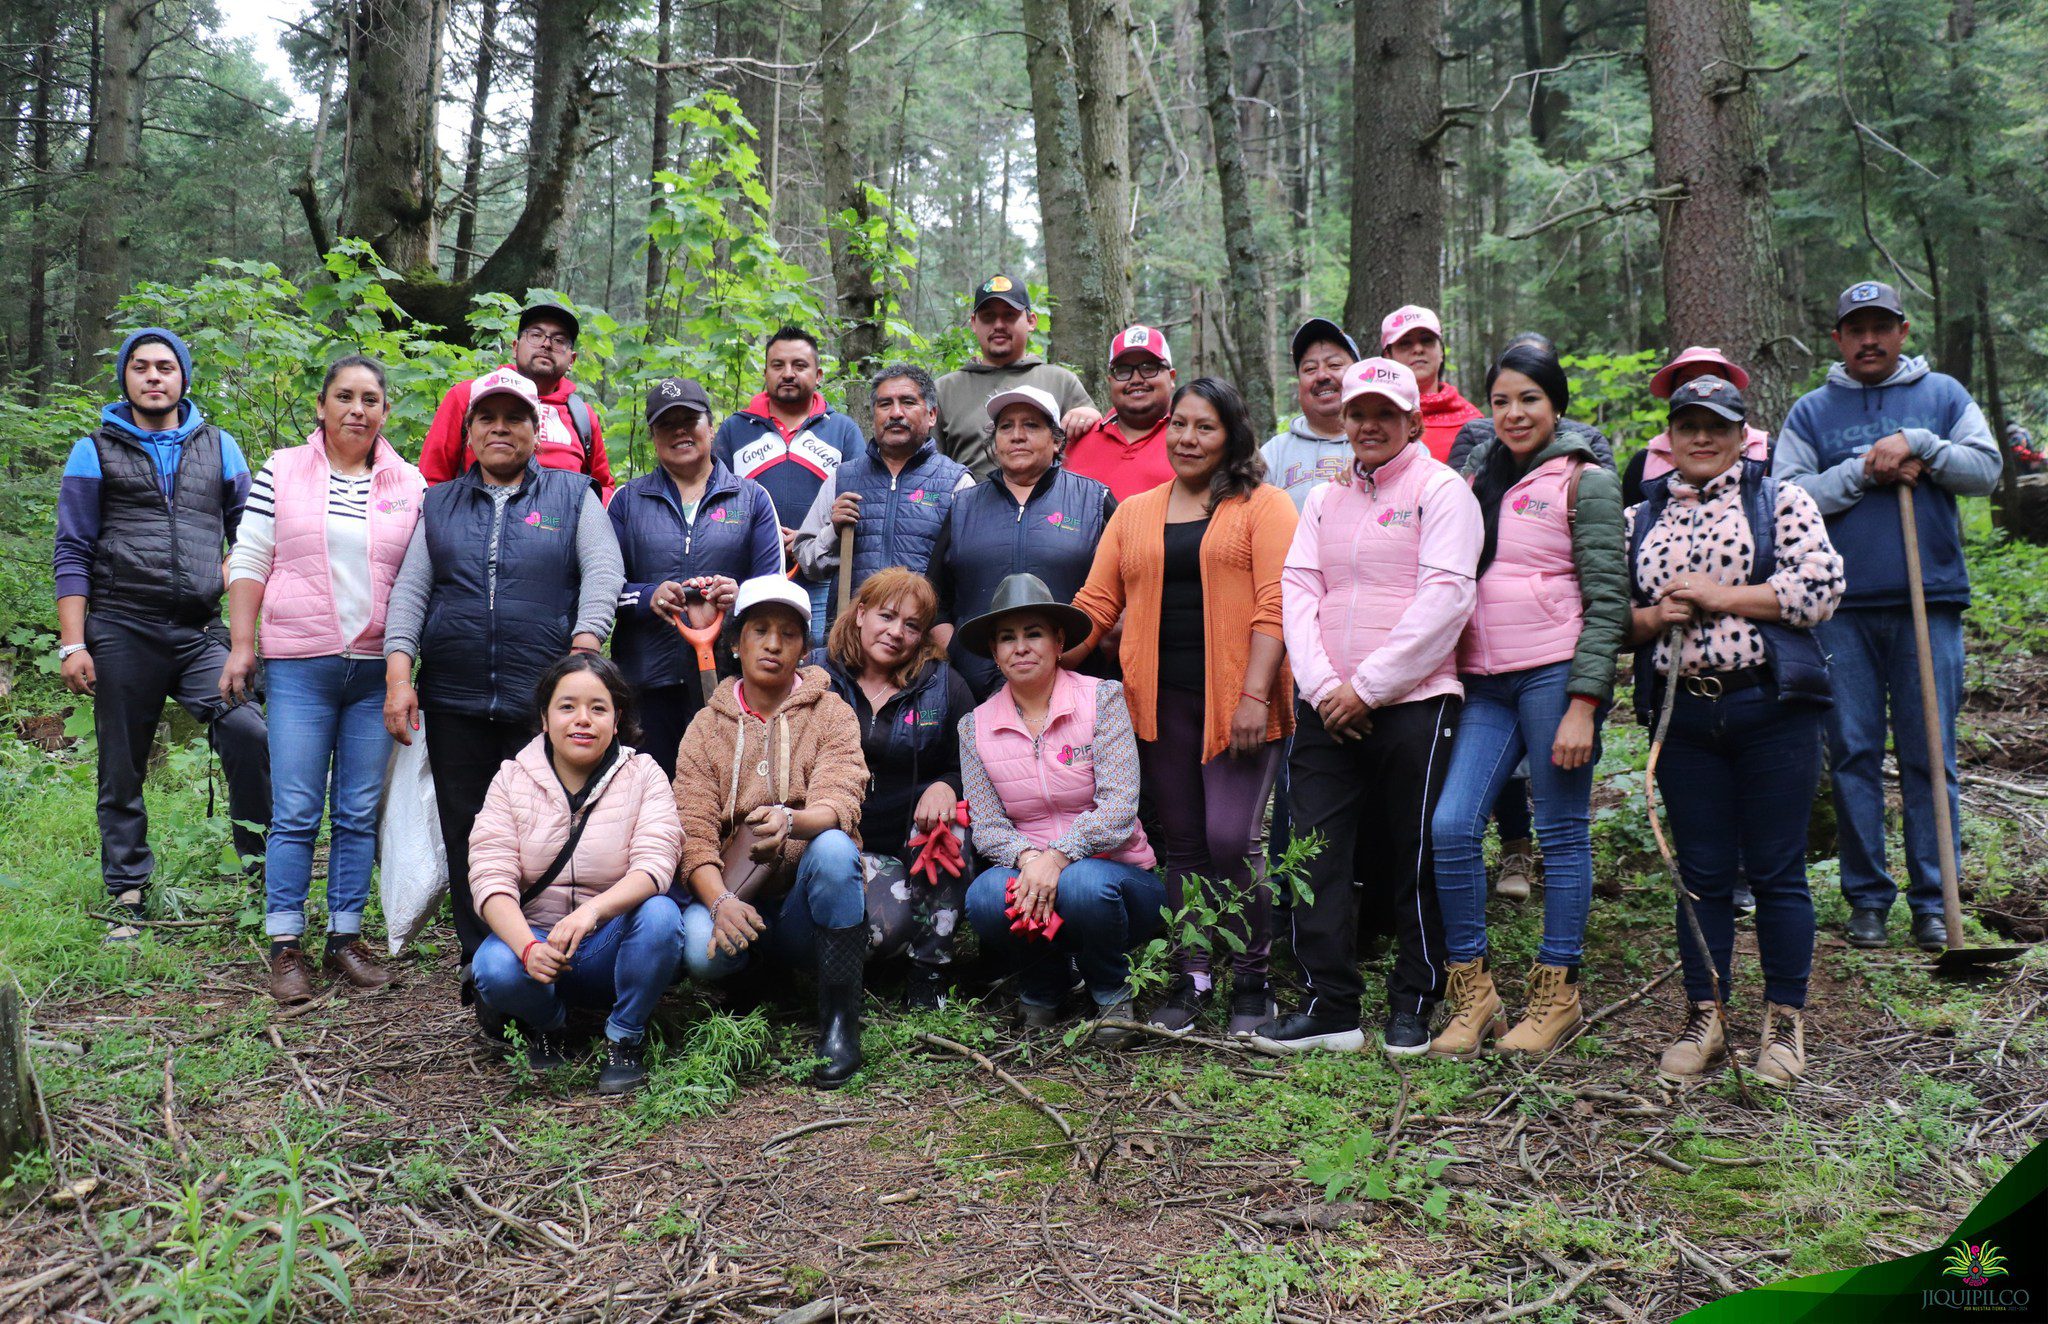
[{"x1": 1072, "y1": 377, "x2": 1298, "y2": 1037}]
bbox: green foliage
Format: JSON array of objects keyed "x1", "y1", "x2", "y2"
[
  {"x1": 1181, "y1": 1243, "x2": 1317, "y2": 1324},
  {"x1": 630, "y1": 1008, "x2": 776, "y2": 1129},
  {"x1": 1298, "y1": 1131, "x2": 1459, "y2": 1221},
  {"x1": 1120, "y1": 831, "x2": 1322, "y2": 1011},
  {"x1": 1958, "y1": 525, "x2": 2048, "y2": 664},
  {"x1": 1563, "y1": 351, "x2": 1664, "y2": 463}
]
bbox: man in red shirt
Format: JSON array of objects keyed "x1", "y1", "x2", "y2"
[
  {"x1": 418, "y1": 301, "x2": 616, "y2": 501},
  {"x1": 1063, "y1": 325, "x2": 1178, "y2": 501}
]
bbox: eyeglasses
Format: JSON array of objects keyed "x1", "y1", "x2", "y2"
[
  {"x1": 519, "y1": 328, "x2": 573, "y2": 350},
  {"x1": 1109, "y1": 360, "x2": 1167, "y2": 382}
]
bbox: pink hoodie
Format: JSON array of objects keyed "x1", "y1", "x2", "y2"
[
  {"x1": 258, "y1": 430, "x2": 424, "y2": 659},
  {"x1": 1458, "y1": 454, "x2": 1583, "y2": 676},
  {"x1": 1282, "y1": 442, "x2": 1483, "y2": 710}
]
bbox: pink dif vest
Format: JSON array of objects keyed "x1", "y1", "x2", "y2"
[
  {"x1": 259, "y1": 431, "x2": 426, "y2": 659},
  {"x1": 971, "y1": 669, "x2": 1154, "y2": 868},
  {"x1": 1459, "y1": 455, "x2": 1584, "y2": 676},
  {"x1": 1294, "y1": 443, "x2": 1465, "y2": 706}
]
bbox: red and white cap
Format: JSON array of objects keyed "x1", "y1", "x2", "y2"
[
  {"x1": 1339, "y1": 358, "x2": 1421, "y2": 413},
  {"x1": 1649, "y1": 346, "x2": 1751, "y2": 399},
  {"x1": 1379, "y1": 304, "x2": 1443, "y2": 347},
  {"x1": 467, "y1": 367, "x2": 543, "y2": 421},
  {"x1": 1109, "y1": 324, "x2": 1172, "y2": 367}
]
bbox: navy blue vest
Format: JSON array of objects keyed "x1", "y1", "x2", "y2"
[
  {"x1": 611, "y1": 463, "x2": 762, "y2": 690},
  {"x1": 419, "y1": 464, "x2": 589, "y2": 721},
  {"x1": 837, "y1": 438, "x2": 967, "y2": 584},
  {"x1": 91, "y1": 423, "x2": 226, "y2": 626},
  {"x1": 941, "y1": 465, "x2": 1112, "y2": 697},
  {"x1": 1628, "y1": 460, "x2": 1831, "y2": 719}
]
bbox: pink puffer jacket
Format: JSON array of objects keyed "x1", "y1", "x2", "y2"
[
  {"x1": 1459, "y1": 454, "x2": 1583, "y2": 675},
  {"x1": 468, "y1": 738, "x2": 683, "y2": 928},
  {"x1": 260, "y1": 431, "x2": 424, "y2": 658}
]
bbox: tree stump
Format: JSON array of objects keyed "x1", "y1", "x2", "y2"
[
  {"x1": 2005, "y1": 475, "x2": 2048, "y2": 545},
  {"x1": 0, "y1": 981, "x2": 39, "y2": 1176}
]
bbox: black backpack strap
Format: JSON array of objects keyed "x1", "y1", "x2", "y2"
[
  {"x1": 565, "y1": 394, "x2": 595, "y2": 474},
  {"x1": 516, "y1": 758, "x2": 623, "y2": 907}
]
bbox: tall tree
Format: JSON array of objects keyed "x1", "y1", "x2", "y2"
[
  {"x1": 1196, "y1": 0, "x2": 1276, "y2": 432},
  {"x1": 23, "y1": 12, "x2": 58, "y2": 399},
  {"x1": 1343, "y1": 0, "x2": 1447, "y2": 338},
  {"x1": 340, "y1": 0, "x2": 446, "y2": 274},
  {"x1": 1070, "y1": 0, "x2": 1133, "y2": 336},
  {"x1": 452, "y1": 0, "x2": 499, "y2": 282},
  {"x1": 1022, "y1": 0, "x2": 1116, "y2": 400},
  {"x1": 511, "y1": 0, "x2": 605, "y2": 288},
  {"x1": 73, "y1": 0, "x2": 153, "y2": 379},
  {"x1": 1643, "y1": 0, "x2": 1801, "y2": 424},
  {"x1": 644, "y1": 0, "x2": 673, "y2": 315},
  {"x1": 821, "y1": 0, "x2": 882, "y2": 427}
]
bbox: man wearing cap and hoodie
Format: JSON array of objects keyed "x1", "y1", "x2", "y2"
[
  {"x1": 934, "y1": 275, "x2": 1100, "y2": 477},
  {"x1": 54, "y1": 327, "x2": 271, "y2": 941},
  {"x1": 419, "y1": 300, "x2": 617, "y2": 502},
  {"x1": 1063, "y1": 326, "x2": 1181, "y2": 502},
  {"x1": 1776, "y1": 281, "x2": 2002, "y2": 953},
  {"x1": 1261, "y1": 318, "x2": 1361, "y2": 511}
]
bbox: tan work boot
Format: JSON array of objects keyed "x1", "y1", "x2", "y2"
[
  {"x1": 269, "y1": 945, "x2": 317, "y2": 1005},
  {"x1": 1748, "y1": 1002, "x2": 1807, "y2": 1087},
  {"x1": 1494, "y1": 841, "x2": 1536, "y2": 900},
  {"x1": 323, "y1": 938, "x2": 392, "y2": 992},
  {"x1": 1498, "y1": 963, "x2": 1582, "y2": 1054},
  {"x1": 1429, "y1": 958, "x2": 1504, "y2": 1059},
  {"x1": 1658, "y1": 1001, "x2": 1727, "y2": 1082}
]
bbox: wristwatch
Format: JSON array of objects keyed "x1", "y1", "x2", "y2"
[{"x1": 58, "y1": 643, "x2": 87, "y2": 661}]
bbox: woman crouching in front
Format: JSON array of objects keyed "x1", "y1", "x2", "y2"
[
  {"x1": 467, "y1": 654, "x2": 684, "y2": 1096},
  {"x1": 674, "y1": 576, "x2": 872, "y2": 1089},
  {"x1": 959, "y1": 574, "x2": 1161, "y2": 1047}
]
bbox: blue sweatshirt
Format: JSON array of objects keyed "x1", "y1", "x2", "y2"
[{"x1": 1774, "y1": 356, "x2": 2000, "y2": 610}]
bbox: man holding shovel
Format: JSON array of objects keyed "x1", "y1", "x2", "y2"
[{"x1": 1776, "y1": 282, "x2": 2003, "y2": 952}]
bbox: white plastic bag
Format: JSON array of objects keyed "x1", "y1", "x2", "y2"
[{"x1": 378, "y1": 716, "x2": 447, "y2": 956}]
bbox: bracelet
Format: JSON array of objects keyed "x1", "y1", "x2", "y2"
[
  {"x1": 711, "y1": 889, "x2": 737, "y2": 917},
  {"x1": 519, "y1": 938, "x2": 541, "y2": 967},
  {"x1": 1240, "y1": 691, "x2": 1269, "y2": 705}
]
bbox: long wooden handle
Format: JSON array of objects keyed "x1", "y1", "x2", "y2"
[
  {"x1": 836, "y1": 526, "x2": 854, "y2": 616},
  {"x1": 1897, "y1": 485, "x2": 1966, "y2": 947}
]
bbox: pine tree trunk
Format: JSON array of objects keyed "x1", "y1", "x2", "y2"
[
  {"x1": 0, "y1": 983, "x2": 35, "y2": 1180},
  {"x1": 24, "y1": 15, "x2": 55, "y2": 400},
  {"x1": 1342, "y1": 0, "x2": 1445, "y2": 339},
  {"x1": 645, "y1": 0, "x2": 673, "y2": 316},
  {"x1": 1070, "y1": 0, "x2": 1133, "y2": 335},
  {"x1": 340, "y1": 0, "x2": 446, "y2": 275},
  {"x1": 452, "y1": 0, "x2": 498, "y2": 282},
  {"x1": 1644, "y1": 0, "x2": 1801, "y2": 426},
  {"x1": 822, "y1": 0, "x2": 883, "y2": 431},
  {"x1": 73, "y1": 0, "x2": 153, "y2": 381},
  {"x1": 1023, "y1": 0, "x2": 1116, "y2": 402},
  {"x1": 1198, "y1": 0, "x2": 1276, "y2": 432}
]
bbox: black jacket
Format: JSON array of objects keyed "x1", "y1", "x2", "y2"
[{"x1": 812, "y1": 651, "x2": 974, "y2": 857}]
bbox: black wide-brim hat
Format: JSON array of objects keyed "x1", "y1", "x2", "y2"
[{"x1": 954, "y1": 573, "x2": 1094, "y2": 659}]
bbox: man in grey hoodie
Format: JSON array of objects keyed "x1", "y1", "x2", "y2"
[
  {"x1": 934, "y1": 275, "x2": 1099, "y2": 477},
  {"x1": 1261, "y1": 318, "x2": 1361, "y2": 511}
]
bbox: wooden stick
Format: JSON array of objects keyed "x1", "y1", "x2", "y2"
[
  {"x1": 1899, "y1": 486, "x2": 1969, "y2": 946},
  {"x1": 760, "y1": 1115, "x2": 874, "y2": 1152}
]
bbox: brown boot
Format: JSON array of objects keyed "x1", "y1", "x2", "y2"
[
  {"x1": 1429, "y1": 958, "x2": 1503, "y2": 1059},
  {"x1": 1748, "y1": 1002, "x2": 1807, "y2": 1087},
  {"x1": 322, "y1": 938, "x2": 392, "y2": 991},
  {"x1": 1657, "y1": 1001, "x2": 1726, "y2": 1082},
  {"x1": 1494, "y1": 841, "x2": 1536, "y2": 900},
  {"x1": 1497, "y1": 963, "x2": 1582, "y2": 1055},
  {"x1": 269, "y1": 945, "x2": 317, "y2": 1005}
]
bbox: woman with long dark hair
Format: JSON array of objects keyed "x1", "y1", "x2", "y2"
[
  {"x1": 1072, "y1": 378, "x2": 1298, "y2": 1037},
  {"x1": 1428, "y1": 342, "x2": 1628, "y2": 1059}
]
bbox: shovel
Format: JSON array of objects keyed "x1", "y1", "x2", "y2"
[
  {"x1": 836, "y1": 525, "x2": 854, "y2": 617},
  {"x1": 671, "y1": 599, "x2": 726, "y2": 708},
  {"x1": 1897, "y1": 484, "x2": 2025, "y2": 974}
]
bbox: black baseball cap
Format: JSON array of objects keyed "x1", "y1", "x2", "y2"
[
  {"x1": 1667, "y1": 374, "x2": 1747, "y2": 423},
  {"x1": 645, "y1": 377, "x2": 712, "y2": 425},
  {"x1": 1290, "y1": 317, "x2": 1361, "y2": 367},
  {"x1": 972, "y1": 274, "x2": 1031, "y2": 313},
  {"x1": 518, "y1": 300, "x2": 581, "y2": 343},
  {"x1": 1835, "y1": 281, "x2": 1905, "y2": 325}
]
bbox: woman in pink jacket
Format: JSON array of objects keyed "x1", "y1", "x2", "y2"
[
  {"x1": 221, "y1": 355, "x2": 425, "y2": 1006},
  {"x1": 468, "y1": 654, "x2": 685, "y2": 1095},
  {"x1": 959, "y1": 574, "x2": 1160, "y2": 1048},
  {"x1": 1428, "y1": 343, "x2": 1628, "y2": 1060},
  {"x1": 1254, "y1": 358, "x2": 1483, "y2": 1058}
]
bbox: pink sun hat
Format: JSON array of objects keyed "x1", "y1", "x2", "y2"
[{"x1": 1649, "y1": 346, "x2": 1751, "y2": 399}]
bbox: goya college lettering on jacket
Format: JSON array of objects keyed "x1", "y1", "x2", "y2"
[{"x1": 713, "y1": 392, "x2": 861, "y2": 529}]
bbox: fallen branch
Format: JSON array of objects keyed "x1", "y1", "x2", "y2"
[
  {"x1": 914, "y1": 1033, "x2": 1094, "y2": 1172},
  {"x1": 760, "y1": 1116, "x2": 874, "y2": 1152},
  {"x1": 459, "y1": 1182, "x2": 578, "y2": 1252},
  {"x1": 1482, "y1": 1258, "x2": 1620, "y2": 1322}
]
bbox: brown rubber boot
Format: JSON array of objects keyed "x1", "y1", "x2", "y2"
[
  {"x1": 269, "y1": 945, "x2": 317, "y2": 1005},
  {"x1": 1497, "y1": 963, "x2": 1582, "y2": 1055},
  {"x1": 1657, "y1": 1001, "x2": 1727, "y2": 1082},
  {"x1": 1494, "y1": 841, "x2": 1536, "y2": 900},
  {"x1": 1428, "y1": 958, "x2": 1504, "y2": 1059},
  {"x1": 323, "y1": 938, "x2": 392, "y2": 991},
  {"x1": 1748, "y1": 1003, "x2": 1807, "y2": 1087}
]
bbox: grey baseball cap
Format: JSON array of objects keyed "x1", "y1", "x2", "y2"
[{"x1": 1835, "y1": 281, "x2": 1905, "y2": 324}]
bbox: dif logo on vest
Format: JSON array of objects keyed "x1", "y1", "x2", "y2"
[{"x1": 522, "y1": 510, "x2": 564, "y2": 533}]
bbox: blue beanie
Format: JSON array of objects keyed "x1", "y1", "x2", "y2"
[{"x1": 116, "y1": 327, "x2": 194, "y2": 403}]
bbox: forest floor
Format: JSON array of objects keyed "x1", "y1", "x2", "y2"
[{"x1": 2, "y1": 641, "x2": 2046, "y2": 1323}]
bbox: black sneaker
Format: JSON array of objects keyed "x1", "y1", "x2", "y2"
[
  {"x1": 523, "y1": 1024, "x2": 570, "y2": 1071},
  {"x1": 903, "y1": 966, "x2": 948, "y2": 1012},
  {"x1": 597, "y1": 1038, "x2": 648, "y2": 1095},
  {"x1": 1846, "y1": 908, "x2": 1889, "y2": 948},
  {"x1": 1144, "y1": 975, "x2": 1209, "y2": 1035},
  {"x1": 1251, "y1": 1010, "x2": 1365, "y2": 1054},
  {"x1": 1733, "y1": 885, "x2": 1757, "y2": 921},
  {"x1": 1382, "y1": 1008, "x2": 1432, "y2": 1057},
  {"x1": 1911, "y1": 912, "x2": 1949, "y2": 952},
  {"x1": 1227, "y1": 982, "x2": 1278, "y2": 1037}
]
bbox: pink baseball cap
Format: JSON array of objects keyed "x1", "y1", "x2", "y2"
[
  {"x1": 1379, "y1": 304, "x2": 1443, "y2": 348},
  {"x1": 1339, "y1": 357, "x2": 1421, "y2": 413},
  {"x1": 467, "y1": 367, "x2": 543, "y2": 421},
  {"x1": 1109, "y1": 324, "x2": 1172, "y2": 367},
  {"x1": 1649, "y1": 346, "x2": 1751, "y2": 399}
]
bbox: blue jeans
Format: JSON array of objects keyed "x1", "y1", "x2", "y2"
[
  {"x1": 263, "y1": 656, "x2": 388, "y2": 938},
  {"x1": 1656, "y1": 686, "x2": 1822, "y2": 1008},
  {"x1": 1431, "y1": 662, "x2": 1600, "y2": 967},
  {"x1": 681, "y1": 829, "x2": 865, "y2": 979},
  {"x1": 470, "y1": 893, "x2": 684, "y2": 1042},
  {"x1": 965, "y1": 857, "x2": 1166, "y2": 1007},
  {"x1": 1817, "y1": 606, "x2": 1963, "y2": 917}
]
